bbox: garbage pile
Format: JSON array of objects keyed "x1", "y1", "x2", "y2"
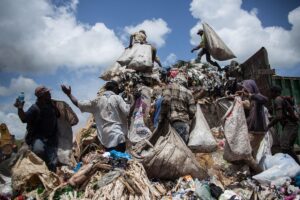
[{"x1": 2, "y1": 49, "x2": 300, "y2": 199}]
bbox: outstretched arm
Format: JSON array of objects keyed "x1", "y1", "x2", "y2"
[
  {"x1": 61, "y1": 85, "x2": 79, "y2": 107},
  {"x1": 191, "y1": 44, "x2": 201, "y2": 53}
]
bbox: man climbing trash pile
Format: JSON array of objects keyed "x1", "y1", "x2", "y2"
[
  {"x1": 62, "y1": 81, "x2": 135, "y2": 152},
  {"x1": 14, "y1": 86, "x2": 78, "y2": 171}
]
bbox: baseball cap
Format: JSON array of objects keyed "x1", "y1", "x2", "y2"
[{"x1": 35, "y1": 86, "x2": 51, "y2": 97}]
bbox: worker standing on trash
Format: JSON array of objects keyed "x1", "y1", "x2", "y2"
[
  {"x1": 14, "y1": 86, "x2": 60, "y2": 172},
  {"x1": 237, "y1": 80, "x2": 268, "y2": 173},
  {"x1": 62, "y1": 81, "x2": 135, "y2": 152},
  {"x1": 268, "y1": 85, "x2": 300, "y2": 164},
  {"x1": 191, "y1": 29, "x2": 221, "y2": 71},
  {"x1": 161, "y1": 76, "x2": 196, "y2": 143},
  {"x1": 128, "y1": 30, "x2": 162, "y2": 67}
]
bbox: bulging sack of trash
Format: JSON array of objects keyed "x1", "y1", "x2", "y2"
[
  {"x1": 253, "y1": 153, "x2": 300, "y2": 185},
  {"x1": 203, "y1": 23, "x2": 236, "y2": 61},
  {"x1": 117, "y1": 47, "x2": 136, "y2": 66},
  {"x1": 188, "y1": 104, "x2": 217, "y2": 152},
  {"x1": 11, "y1": 150, "x2": 60, "y2": 193},
  {"x1": 223, "y1": 97, "x2": 252, "y2": 162},
  {"x1": 141, "y1": 121, "x2": 208, "y2": 180},
  {"x1": 128, "y1": 43, "x2": 153, "y2": 72}
]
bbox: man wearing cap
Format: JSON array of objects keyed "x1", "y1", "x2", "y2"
[
  {"x1": 14, "y1": 86, "x2": 60, "y2": 171},
  {"x1": 61, "y1": 81, "x2": 135, "y2": 152},
  {"x1": 191, "y1": 29, "x2": 221, "y2": 70}
]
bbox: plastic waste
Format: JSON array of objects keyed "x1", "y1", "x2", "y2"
[
  {"x1": 0, "y1": 175, "x2": 12, "y2": 198},
  {"x1": 253, "y1": 153, "x2": 300, "y2": 185},
  {"x1": 109, "y1": 150, "x2": 132, "y2": 160},
  {"x1": 194, "y1": 179, "x2": 214, "y2": 200},
  {"x1": 73, "y1": 162, "x2": 82, "y2": 172},
  {"x1": 32, "y1": 139, "x2": 45, "y2": 154},
  {"x1": 219, "y1": 190, "x2": 242, "y2": 200},
  {"x1": 18, "y1": 92, "x2": 25, "y2": 103},
  {"x1": 188, "y1": 104, "x2": 217, "y2": 152},
  {"x1": 102, "y1": 152, "x2": 111, "y2": 158}
]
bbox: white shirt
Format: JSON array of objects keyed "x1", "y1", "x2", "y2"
[{"x1": 78, "y1": 91, "x2": 130, "y2": 148}]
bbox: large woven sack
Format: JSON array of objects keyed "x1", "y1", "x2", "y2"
[
  {"x1": 203, "y1": 23, "x2": 236, "y2": 61},
  {"x1": 188, "y1": 104, "x2": 217, "y2": 153},
  {"x1": 11, "y1": 150, "x2": 60, "y2": 193},
  {"x1": 141, "y1": 122, "x2": 208, "y2": 180},
  {"x1": 223, "y1": 97, "x2": 252, "y2": 161},
  {"x1": 128, "y1": 101, "x2": 152, "y2": 143},
  {"x1": 128, "y1": 43, "x2": 153, "y2": 72},
  {"x1": 117, "y1": 47, "x2": 136, "y2": 66}
]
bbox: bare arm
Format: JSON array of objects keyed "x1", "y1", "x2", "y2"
[
  {"x1": 61, "y1": 85, "x2": 79, "y2": 107},
  {"x1": 191, "y1": 44, "x2": 202, "y2": 53}
]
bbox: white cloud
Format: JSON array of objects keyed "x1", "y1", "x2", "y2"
[
  {"x1": 123, "y1": 18, "x2": 171, "y2": 48},
  {"x1": 0, "y1": 76, "x2": 38, "y2": 96},
  {"x1": 0, "y1": 0, "x2": 124, "y2": 73},
  {"x1": 163, "y1": 53, "x2": 177, "y2": 66},
  {"x1": 189, "y1": 0, "x2": 300, "y2": 68}
]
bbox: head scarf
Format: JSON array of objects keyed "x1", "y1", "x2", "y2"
[{"x1": 242, "y1": 79, "x2": 260, "y2": 94}]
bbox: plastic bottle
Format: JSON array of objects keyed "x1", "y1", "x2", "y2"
[{"x1": 18, "y1": 92, "x2": 25, "y2": 103}]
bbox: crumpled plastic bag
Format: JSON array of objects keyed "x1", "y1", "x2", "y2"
[
  {"x1": 194, "y1": 179, "x2": 214, "y2": 200},
  {"x1": 188, "y1": 104, "x2": 217, "y2": 152},
  {"x1": 0, "y1": 174, "x2": 12, "y2": 197},
  {"x1": 253, "y1": 153, "x2": 300, "y2": 185},
  {"x1": 219, "y1": 190, "x2": 242, "y2": 200}
]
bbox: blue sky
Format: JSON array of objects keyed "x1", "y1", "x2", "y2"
[{"x1": 1, "y1": 0, "x2": 300, "y2": 139}]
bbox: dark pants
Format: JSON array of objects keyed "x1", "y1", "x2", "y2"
[
  {"x1": 281, "y1": 122, "x2": 300, "y2": 164},
  {"x1": 197, "y1": 48, "x2": 221, "y2": 70},
  {"x1": 105, "y1": 142, "x2": 126, "y2": 153},
  {"x1": 172, "y1": 121, "x2": 190, "y2": 144},
  {"x1": 31, "y1": 139, "x2": 57, "y2": 172}
]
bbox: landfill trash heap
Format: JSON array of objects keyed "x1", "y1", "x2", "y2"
[{"x1": 2, "y1": 56, "x2": 300, "y2": 200}]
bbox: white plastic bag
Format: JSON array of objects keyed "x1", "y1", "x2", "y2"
[
  {"x1": 188, "y1": 104, "x2": 217, "y2": 152},
  {"x1": 256, "y1": 107, "x2": 273, "y2": 168},
  {"x1": 128, "y1": 43, "x2": 153, "y2": 72},
  {"x1": 203, "y1": 23, "x2": 236, "y2": 61},
  {"x1": 223, "y1": 97, "x2": 252, "y2": 161},
  {"x1": 253, "y1": 153, "x2": 300, "y2": 185}
]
